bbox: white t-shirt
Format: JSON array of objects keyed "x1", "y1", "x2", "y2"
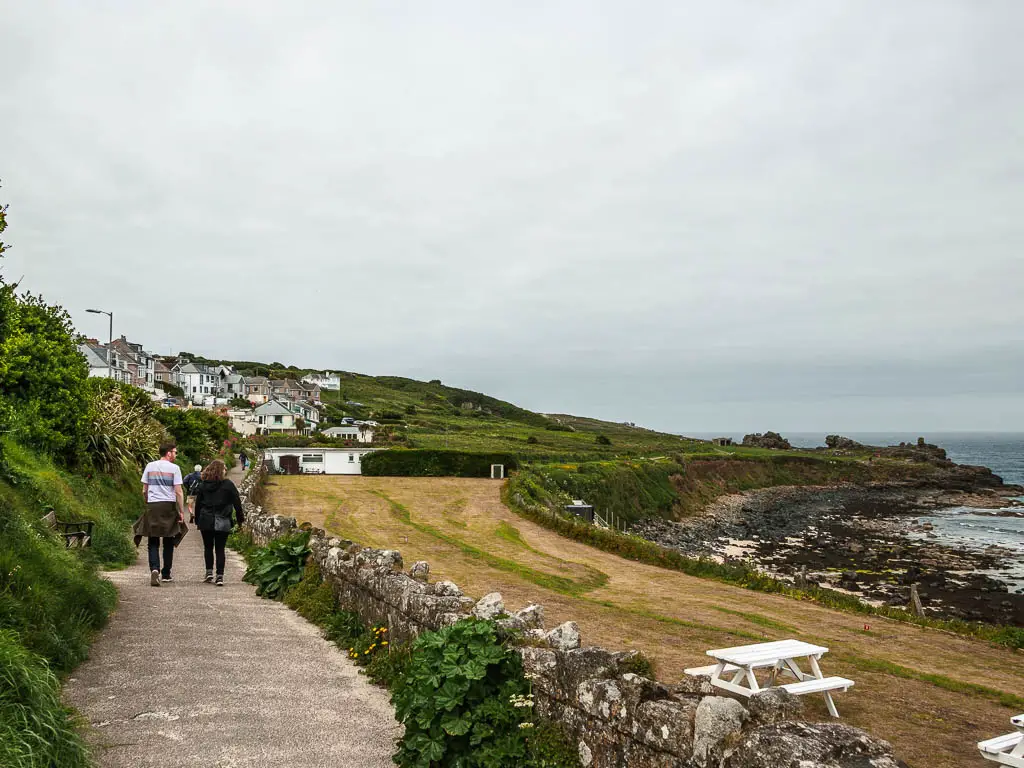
[{"x1": 141, "y1": 459, "x2": 183, "y2": 503}]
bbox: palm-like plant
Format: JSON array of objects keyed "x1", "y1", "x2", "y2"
[{"x1": 86, "y1": 388, "x2": 165, "y2": 473}]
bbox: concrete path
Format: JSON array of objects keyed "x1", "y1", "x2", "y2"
[{"x1": 65, "y1": 463, "x2": 400, "y2": 768}]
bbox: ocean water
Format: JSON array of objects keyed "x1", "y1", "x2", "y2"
[{"x1": 690, "y1": 432, "x2": 1024, "y2": 587}]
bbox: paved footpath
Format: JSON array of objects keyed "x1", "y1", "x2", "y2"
[{"x1": 65, "y1": 463, "x2": 400, "y2": 768}]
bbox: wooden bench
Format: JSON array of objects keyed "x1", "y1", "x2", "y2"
[
  {"x1": 979, "y1": 731, "x2": 1024, "y2": 766},
  {"x1": 41, "y1": 510, "x2": 94, "y2": 548},
  {"x1": 780, "y1": 677, "x2": 855, "y2": 696}
]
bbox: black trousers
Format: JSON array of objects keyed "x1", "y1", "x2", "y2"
[
  {"x1": 147, "y1": 537, "x2": 175, "y2": 578},
  {"x1": 201, "y1": 530, "x2": 230, "y2": 575}
]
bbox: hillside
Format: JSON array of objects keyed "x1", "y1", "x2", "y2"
[{"x1": 206, "y1": 357, "x2": 876, "y2": 462}]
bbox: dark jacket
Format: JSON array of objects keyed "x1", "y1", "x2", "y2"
[
  {"x1": 193, "y1": 479, "x2": 245, "y2": 533},
  {"x1": 183, "y1": 471, "x2": 202, "y2": 497}
]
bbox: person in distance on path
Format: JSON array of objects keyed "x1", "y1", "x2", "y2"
[
  {"x1": 239, "y1": 449, "x2": 248, "y2": 471},
  {"x1": 192, "y1": 459, "x2": 245, "y2": 586},
  {"x1": 182, "y1": 463, "x2": 202, "y2": 523},
  {"x1": 135, "y1": 441, "x2": 188, "y2": 586}
]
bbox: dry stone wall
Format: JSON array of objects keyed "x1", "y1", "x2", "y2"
[{"x1": 238, "y1": 461, "x2": 905, "y2": 768}]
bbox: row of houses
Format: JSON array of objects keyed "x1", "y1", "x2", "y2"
[
  {"x1": 79, "y1": 336, "x2": 157, "y2": 390},
  {"x1": 76, "y1": 339, "x2": 361, "y2": 439}
]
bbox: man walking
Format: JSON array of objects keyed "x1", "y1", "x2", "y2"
[
  {"x1": 183, "y1": 464, "x2": 202, "y2": 523},
  {"x1": 135, "y1": 442, "x2": 188, "y2": 586}
]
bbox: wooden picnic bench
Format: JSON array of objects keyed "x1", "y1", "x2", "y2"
[
  {"x1": 979, "y1": 714, "x2": 1024, "y2": 767},
  {"x1": 684, "y1": 639, "x2": 854, "y2": 718},
  {"x1": 41, "y1": 510, "x2": 94, "y2": 548}
]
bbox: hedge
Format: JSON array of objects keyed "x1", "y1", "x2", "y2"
[{"x1": 361, "y1": 449, "x2": 519, "y2": 477}]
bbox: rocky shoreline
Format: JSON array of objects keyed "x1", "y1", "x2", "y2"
[{"x1": 632, "y1": 482, "x2": 1024, "y2": 626}]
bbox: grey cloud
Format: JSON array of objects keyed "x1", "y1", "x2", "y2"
[{"x1": 2, "y1": 0, "x2": 1022, "y2": 432}]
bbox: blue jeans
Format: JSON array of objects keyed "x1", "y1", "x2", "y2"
[{"x1": 148, "y1": 537, "x2": 175, "y2": 578}]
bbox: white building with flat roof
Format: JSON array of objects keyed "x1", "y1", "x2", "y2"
[{"x1": 263, "y1": 446, "x2": 378, "y2": 475}]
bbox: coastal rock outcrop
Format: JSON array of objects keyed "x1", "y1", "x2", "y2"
[{"x1": 741, "y1": 432, "x2": 792, "y2": 450}]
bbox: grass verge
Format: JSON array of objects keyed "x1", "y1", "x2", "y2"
[{"x1": 370, "y1": 489, "x2": 609, "y2": 597}]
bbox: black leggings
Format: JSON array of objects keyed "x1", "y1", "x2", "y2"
[{"x1": 201, "y1": 530, "x2": 230, "y2": 575}]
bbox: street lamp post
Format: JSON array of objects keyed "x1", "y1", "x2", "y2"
[{"x1": 86, "y1": 308, "x2": 113, "y2": 380}]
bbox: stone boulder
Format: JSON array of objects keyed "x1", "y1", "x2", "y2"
[
  {"x1": 472, "y1": 592, "x2": 505, "y2": 620},
  {"x1": 409, "y1": 561, "x2": 430, "y2": 583},
  {"x1": 546, "y1": 621, "x2": 581, "y2": 651},
  {"x1": 433, "y1": 580, "x2": 463, "y2": 597},
  {"x1": 747, "y1": 689, "x2": 804, "y2": 726},
  {"x1": 693, "y1": 696, "x2": 749, "y2": 767},
  {"x1": 513, "y1": 603, "x2": 545, "y2": 630},
  {"x1": 725, "y1": 721, "x2": 904, "y2": 768}
]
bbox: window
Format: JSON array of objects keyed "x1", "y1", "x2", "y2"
[
  {"x1": 274, "y1": 415, "x2": 283, "y2": 423},
  {"x1": 302, "y1": 454, "x2": 323, "y2": 463},
  {"x1": 348, "y1": 454, "x2": 355, "y2": 463},
  {"x1": 259, "y1": 416, "x2": 264, "y2": 424}
]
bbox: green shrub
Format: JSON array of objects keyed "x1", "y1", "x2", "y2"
[
  {"x1": 392, "y1": 618, "x2": 532, "y2": 768},
  {"x1": 524, "y1": 720, "x2": 583, "y2": 768},
  {"x1": 361, "y1": 449, "x2": 519, "y2": 478},
  {"x1": 595, "y1": 435, "x2": 611, "y2": 445},
  {"x1": 619, "y1": 651, "x2": 655, "y2": 678},
  {"x1": 283, "y1": 563, "x2": 337, "y2": 625},
  {"x1": 0, "y1": 631, "x2": 91, "y2": 768},
  {"x1": 323, "y1": 609, "x2": 369, "y2": 648},
  {"x1": 365, "y1": 642, "x2": 411, "y2": 688},
  {"x1": 242, "y1": 532, "x2": 311, "y2": 599}
]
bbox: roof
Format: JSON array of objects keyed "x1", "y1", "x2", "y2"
[
  {"x1": 223, "y1": 374, "x2": 244, "y2": 384},
  {"x1": 322, "y1": 426, "x2": 358, "y2": 436},
  {"x1": 154, "y1": 360, "x2": 170, "y2": 374},
  {"x1": 78, "y1": 344, "x2": 109, "y2": 369},
  {"x1": 254, "y1": 400, "x2": 294, "y2": 416},
  {"x1": 244, "y1": 376, "x2": 268, "y2": 384}
]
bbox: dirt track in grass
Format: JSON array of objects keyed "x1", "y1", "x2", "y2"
[{"x1": 267, "y1": 475, "x2": 1024, "y2": 768}]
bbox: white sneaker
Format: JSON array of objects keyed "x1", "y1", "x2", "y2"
[{"x1": 150, "y1": 570, "x2": 160, "y2": 587}]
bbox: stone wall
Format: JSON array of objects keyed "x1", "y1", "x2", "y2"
[{"x1": 237, "y1": 461, "x2": 905, "y2": 768}]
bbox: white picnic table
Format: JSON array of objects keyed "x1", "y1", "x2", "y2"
[
  {"x1": 684, "y1": 639, "x2": 854, "y2": 717},
  {"x1": 978, "y1": 714, "x2": 1024, "y2": 767}
]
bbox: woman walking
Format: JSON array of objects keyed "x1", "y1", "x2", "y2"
[{"x1": 192, "y1": 459, "x2": 245, "y2": 586}]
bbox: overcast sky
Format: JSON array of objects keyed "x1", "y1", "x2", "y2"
[{"x1": 2, "y1": 1, "x2": 1022, "y2": 434}]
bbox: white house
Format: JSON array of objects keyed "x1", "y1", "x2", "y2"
[
  {"x1": 288, "y1": 400, "x2": 320, "y2": 435},
  {"x1": 264, "y1": 446, "x2": 378, "y2": 475},
  {"x1": 78, "y1": 343, "x2": 132, "y2": 383},
  {"x1": 227, "y1": 408, "x2": 259, "y2": 437},
  {"x1": 221, "y1": 373, "x2": 245, "y2": 398},
  {"x1": 302, "y1": 372, "x2": 341, "y2": 391},
  {"x1": 321, "y1": 425, "x2": 374, "y2": 444},
  {"x1": 178, "y1": 362, "x2": 222, "y2": 404}
]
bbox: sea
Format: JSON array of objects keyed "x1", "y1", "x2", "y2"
[{"x1": 689, "y1": 432, "x2": 1024, "y2": 588}]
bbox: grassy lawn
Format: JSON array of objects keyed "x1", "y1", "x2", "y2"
[{"x1": 267, "y1": 475, "x2": 1024, "y2": 768}]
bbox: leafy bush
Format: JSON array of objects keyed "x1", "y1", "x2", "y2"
[
  {"x1": 392, "y1": 618, "x2": 532, "y2": 768},
  {"x1": 523, "y1": 721, "x2": 582, "y2": 768},
  {"x1": 283, "y1": 563, "x2": 337, "y2": 625},
  {"x1": 619, "y1": 651, "x2": 655, "y2": 678},
  {"x1": 86, "y1": 381, "x2": 165, "y2": 474},
  {"x1": 0, "y1": 631, "x2": 91, "y2": 768},
  {"x1": 365, "y1": 642, "x2": 411, "y2": 688},
  {"x1": 243, "y1": 532, "x2": 311, "y2": 599},
  {"x1": 361, "y1": 449, "x2": 519, "y2": 478},
  {"x1": 0, "y1": 291, "x2": 91, "y2": 466},
  {"x1": 347, "y1": 624, "x2": 390, "y2": 665},
  {"x1": 154, "y1": 407, "x2": 229, "y2": 466},
  {"x1": 595, "y1": 435, "x2": 611, "y2": 445},
  {"x1": 544, "y1": 423, "x2": 573, "y2": 432}
]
